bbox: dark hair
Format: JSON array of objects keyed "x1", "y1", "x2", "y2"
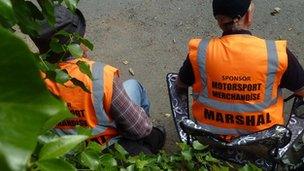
[
  {"x1": 30, "y1": 5, "x2": 86, "y2": 63},
  {"x1": 213, "y1": 0, "x2": 251, "y2": 19}
]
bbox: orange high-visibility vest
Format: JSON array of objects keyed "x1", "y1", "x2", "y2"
[
  {"x1": 188, "y1": 35, "x2": 288, "y2": 135},
  {"x1": 44, "y1": 58, "x2": 119, "y2": 144}
]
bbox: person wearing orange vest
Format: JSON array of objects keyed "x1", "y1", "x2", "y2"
[
  {"x1": 177, "y1": 0, "x2": 304, "y2": 136},
  {"x1": 30, "y1": 5, "x2": 165, "y2": 155}
]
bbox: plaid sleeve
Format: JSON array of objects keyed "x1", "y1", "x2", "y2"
[{"x1": 109, "y1": 76, "x2": 152, "y2": 140}]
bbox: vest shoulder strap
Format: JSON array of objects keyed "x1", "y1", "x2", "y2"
[{"x1": 92, "y1": 62, "x2": 113, "y2": 127}]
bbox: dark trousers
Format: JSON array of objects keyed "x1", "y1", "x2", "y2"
[{"x1": 108, "y1": 127, "x2": 165, "y2": 155}]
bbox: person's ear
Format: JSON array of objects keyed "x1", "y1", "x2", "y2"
[{"x1": 244, "y1": 3, "x2": 255, "y2": 27}]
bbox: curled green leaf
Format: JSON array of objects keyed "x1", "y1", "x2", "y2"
[
  {"x1": 46, "y1": 69, "x2": 71, "y2": 84},
  {"x1": 76, "y1": 60, "x2": 93, "y2": 80},
  {"x1": 68, "y1": 44, "x2": 83, "y2": 58},
  {"x1": 80, "y1": 38, "x2": 94, "y2": 50}
]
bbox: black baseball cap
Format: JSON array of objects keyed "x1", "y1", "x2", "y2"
[
  {"x1": 213, "y1": 0, "x2": 251, "y2": 19},
  {"x1": 31, "y1": 5, "x2": 86, "y2": 54}
]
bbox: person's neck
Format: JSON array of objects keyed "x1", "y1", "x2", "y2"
[{"x1": 222, "y1": 29, "x2": 252, "y2": 36}]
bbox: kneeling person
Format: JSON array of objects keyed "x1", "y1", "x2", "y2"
[{"x1": 30, "y1": 5, "x2": 165, "y2": 155}]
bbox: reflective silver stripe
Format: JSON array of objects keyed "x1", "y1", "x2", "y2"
[
  {"x1": 92, "y1": 62, "x2": 115, "y2": 132},
  {"x1": 196, "y1": 122, "x2": 251, "y2": 135},
  {"x1": 196, "y1": 40, "x2": 280, "y2": 112},
  {"x1": 265, "y1": 40, "x2": 279, "y2": 102},
  {"x1": 198, "y1": 39, "x2": 209, "y2": 97},
  {"x1": 91, "y1": 125, "x2": 111, "y2": 135}
]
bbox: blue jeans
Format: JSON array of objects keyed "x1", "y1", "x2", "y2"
[{"x1": 123, "y1": 79, "x2": 150, "y2": 115}]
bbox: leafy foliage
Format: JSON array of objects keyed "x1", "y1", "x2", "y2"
[
  {"x1": 0, "y1": 0, "x2": 79, "y2": 35},
  {"x1": 39, "y1": 135, "x2": 88, "y2": 160},
  {"x1": 0, "y1": 27, "x2": 72, "y2": 171},
  {"x1": 37, "y1": 159, "x2": 76, "y2": 171},
  {"x1": 62, "y1": 140, "x2": 261, "y2": 171},
  {"x1": 0, "y1": 0, "x2": 94, "y2": 92}
]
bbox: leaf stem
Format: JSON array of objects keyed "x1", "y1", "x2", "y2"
[{"x1": 39, "y1": 55, "x2": 49, "y2": 71}]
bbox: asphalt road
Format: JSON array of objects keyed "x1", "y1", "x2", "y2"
[{"x1": 78, "y1": 0, "x2": 304, "y2": 152}]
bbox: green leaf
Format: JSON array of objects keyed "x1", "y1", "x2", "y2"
[
  {"x1": 86, "y1": 141, "x2": 102, "y2": 152},
  {"x1": 38, "y1": 132, "x2": 59, "y2": 145},
  {"x1": 38, "y1": 0, "x2": 55, "y2": 25},
  {"x1": 11, "y1": 0, "x2": 39, "y2": 35},
  {"x1": 0, "y1": 15, "x2": 15, "y2": 29},
  {"x1": 114, "y1": 143, "x2": 129, "y2": 160},
  {"x1": 205, "y1": 154, "x2": 220, "y2": 163},
  {"x1": 186, "y1": 162, "x2": 195, "y2": 171},
  {"x1": 195, "y1": 153, "x2": 206, "y2": 165},
  {"x1": 212, "y1": 165, "x2": 229, "y2": 171},
  {"x1": 54, "y1": 69, "x2": 71, "y2": 83},
  {"x1": 80, "y1": 38, "x2": 94, "y2": 50},
  {"x1": 76, "y1": 60, "x2": 93, "y2": 80},
  {"x1": 126, "y1": 164, "x2": 135, "y2": 171},
  {"x1": 37, "y1": 158, "x2": 76, "y2": 171},
  {"x1": 238, "y1": 163, "x2": 262, "y2": 171},
  {"x1": 198, "y1": 167, "x2": 208, "y2": 171},
  {"x1": 0, "y1": 152, "x2": 11, "y2": 171},
  {"x1": 64, "y1": 0, "x2": 78, "y2": 12},
  {"x1": 0, "y1": 0, "x2": 16, "y2": 25},
  {"x1": 70, "y1": 77, "x2": 91, "y2": 93},
  {"x1": 41, "y1": 110, "x2": 73, "y2": 134},
  {"x1": 75, "y1": 125, "x2": 92, "y2": 136},
  {"x1": 80, "y1": 149, "x2": 100, "y2": 170},
  {"x1": 39, "y1": 135, "x2": 88, "y2": 160},
  {"x1": 181, "y1": 150, "x2": 192, "y2": 161},
  {"x1": 55, "y1": 30, "x2": 70, "y2": 37},
  {"x1": 135, "y1": 159, "x2": 148, "y2": 169},
  {"x1": 38, "y1": 58, "x2": 58, "y2": 73},
  {"x1": 25, "y1": 1, "x2": 44, "y2": 20},
  {"x1": 0, "y1": 27, "x2": 71, "y2": 171},
  {"x1": 178, "y1": 142, "x2": 190, "y2": 151},
  {"x1": 50, "y1": 38, "x2": 65, "y2": 53},
  {"x1": 68, "y1": 44, "x2": 83, "y2": 58},
  {"x1": 192, "y1": 140, "x2": 208, "y2": 151},
  {"x1": 100, "y1": 154, "x2": 118, "y2": 167},
  {"x1": 46, "y1": 69, "x2": 71, "y2": 84},
  {"x1": 219, "y1": 166, "x2": 230, "y2": 171}
]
